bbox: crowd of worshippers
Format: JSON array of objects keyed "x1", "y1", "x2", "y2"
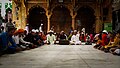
[
  {"x1": 0, "y1": 23, "x2": 45, "y2": 55},
  {"x1": 0, "y1": 23, "x2": 95, "y2": 55},
  {"x1": 46, "y1": 30, "x2": 94, "y2": 45},
  {"x1": 1, "y1": 22, "x2": 120, "y2": 56},
  {"x1": 93, "y1": 30, "x2": 120, "y2": 56}
]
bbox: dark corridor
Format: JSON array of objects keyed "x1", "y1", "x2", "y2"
[{"x1": 28, "y1": 6, "x2": 47, "y2": 33}]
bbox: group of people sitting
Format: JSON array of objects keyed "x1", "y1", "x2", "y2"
[
  {"x1": 0, "y1": 22, "x2": 95, "y2": 55},
  {"x1": 2, "y1": 21, "x2": 119, "y2": 56},
  {"x1": 46, "y1": 30, "x2": 94, "y2": 45},
  {"x1": 93, "y1": 30, "x2": 120, "y2": 55},
  {"x1": 0, "y1": 23, "x2": 45, "y2": 55}
]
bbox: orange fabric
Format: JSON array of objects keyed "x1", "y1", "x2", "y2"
[
  {"x1": 17, "y1": 29, "x2": 25, "y2": 33},
  {"x1": 13, "y1": 30, "x2": 18, "y2": 35}
]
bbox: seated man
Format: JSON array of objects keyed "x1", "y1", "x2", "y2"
[
  {"x1": 70, "y1": 30, "x2": 81, "y2": 45},
  {"x1": 103, "y1": 32, "x2": 115, "y2": 52},
  {"x1": 58, "y1": 31, "x2": 69, "y2": 45},
  {"x1": 18, "y1": 29, "x2": 33, "y2": 49},
  {"x1": 23, "y1": 29, "x2": 39, "y2": 48},
  {"x1": 100, "y1": 30, "x2": 109, "y2": 50},
  {"x1": 59, "y1": 31, "x2": 67, "y2": 40},
  {"x1": 110, "y1": 42, "x2": 120, "y2": 55},
  {"x1": 0, "y1": 23, "x2": 22, "y2": 54},
  {"x1": 46, "y1": 30, "x2": 56, "y2": 45},
  {"x1": 85, "y1": 33, "x2": 92, "y2": 45},
  {"x1": 109, "y1": 30, "x2": 120, "y2": 55}
]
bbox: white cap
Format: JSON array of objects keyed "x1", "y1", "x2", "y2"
[
  {"x1": 36, "y1": 29, "x2": 39, "y2": 32},
  {"x1": 74, "y1": 30, "x2": 77, "y2": 32},
  {"x1": 102, "y1": 30, "x2": 108, "y2": 34},
  {"x1": 31, "y1": 29, "x2": 36, "y2": 33}
]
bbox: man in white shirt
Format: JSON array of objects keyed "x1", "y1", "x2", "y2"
[
  {"x1": 47, "y1": 30, "x2": 56, "y2": 45},
  {"x1": 70, "y1": 30, "x2": 81, "y2": 45}
]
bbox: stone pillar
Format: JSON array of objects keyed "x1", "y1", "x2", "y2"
[
  {"x1": 12, "y1": 1, "x2": 16, "y2": 22},
  {"x1": 47, "y1": 15, "x2": 51, "y2": 32},
  {"x1": 95, "y1": 16, "x2": 102, "y2": 33},
  {"x1": 71, "y1": 11, "x2": 77, "y2": 30},
  {"x1": 108, "y1": 5, "x2": 112, "y2": 22},
  {"x1": 21, "y1": 0, "x2": 27, "y2": 29},
  {"x1": 12, "y1": 1, "x2": 20, "y2": 29},
  {"x1": 95, "y1": 4, "x2": 102, "y2": 33},
  {"x1": 72, "y1": 16, "x2": 75, "y2": 29},
  {"x1": 21, "y1": 0, "x2": 26, "y2": 29},
  {"x1": 46, "y1": 9, "x2": 52, "y2": 32},
  {"x1": 18, "y1": 6, "x2": 22, "y2": 29},
  {"x1": 15, "y1": 0, "x2": 27, "y2": 29}
]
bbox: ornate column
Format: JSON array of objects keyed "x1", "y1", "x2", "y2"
[
  {"x1": 21, "y1": 0, "x2": 27, "y2": 29},
  {"x1": 12, "y1": 0, "x2": 22, "y2": 29},
  {"x1": 95, "y1": 16, "x2": 102, "y2": 33},
  {"x1": 108, "y1": 4, "x2": 112, "y2": 22},
  {"x1": 72, "y1": 16, "x2": 75, "y2": 29},
  {"x1": 95, "y1": 4, "x2": 102, "y2": 33},
  {"x1": 12, "y1": 0, "x2": 20, "y2": 29},
  {"x1": 71, "y1": 11, "x2": 77, "y2": 30},
  {"x1": 12, "y1": 1, "x2": 16, "y2": 22},
  {"x1": 47, "y1": 15, "x2": 51, "y2": 32},
  {"x1": 46, "y1": 9, "x2": 52, "y2": 32}
]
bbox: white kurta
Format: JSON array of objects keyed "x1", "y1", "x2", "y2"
[
  {"x1": 70, "y1": 35, "x2": 81, "y2": 45},
  {"x1": 47, "y1": 34, "x2": 56, "y2": 45}
]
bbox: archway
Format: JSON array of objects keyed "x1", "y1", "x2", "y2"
[
  {"x1": 28, "y1": 6, "x2": 47, "y2": 33},
  {"x1": 76, "y1": 6, "x2": 95, "y2": 34},
  {"x1": 50, "y1": 5, "x2": 72, "y2": 34}
]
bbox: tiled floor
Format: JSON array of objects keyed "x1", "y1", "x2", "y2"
[{"x1": 0, "y1": 45, "x2": 120, "y2": 68}]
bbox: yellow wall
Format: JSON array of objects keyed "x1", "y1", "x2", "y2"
[{"x1": 12, "y1": 0, "x2": 112, "y2": 33}]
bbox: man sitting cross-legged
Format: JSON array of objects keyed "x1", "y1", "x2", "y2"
[{"x1": 70, "y1": 30, "x2": 81, "y2": 45}]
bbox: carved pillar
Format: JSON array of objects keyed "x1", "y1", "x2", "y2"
[
  {"x1": 12, "y1": 0, "x2": 21, "y2": 29},
  {"x1": 18, "y1": 6, "x2": 22, "y2": 29},
  {"x1": 21, "y1": 0, "x2": 27, "y2": 29},
  {"x1": 12, "y1": 1, "x2": 16, "y2": 22},
  {"x1": 46, "y1": 6, "x2": 52, "y2": 32},
  {"x1": 108, "y1": 5, "x2": 112, "y2": 22},
  {"x1": 72, "y1": 16, "x2": 75, "y2": 29},
  {"x1": 95, "y1": 16, "x2": 102, "y2": 33},
  {"x1": 46, "y1": 12, "x2": 50, "y2": 32},
  {"x1": 95, "y1": 4, "x2": 102, "y2": 33},
  {"x1": 71, "y1": 11, "x2": 77, "y2": 30},
  {"x1": 21, "y1": 6, "x2": 26, "y2": 29},
  {"x1": 47, "y1": 15, "x2": 51, "y2": 32}
]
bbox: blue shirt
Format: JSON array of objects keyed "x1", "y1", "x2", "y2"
[{"x1": 0, "y1": 32, "x2": 17, "y2": 51}]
